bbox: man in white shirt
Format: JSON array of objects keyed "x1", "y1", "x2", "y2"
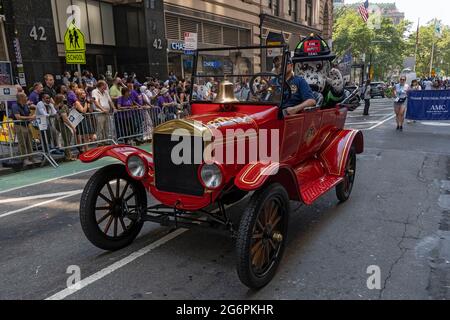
[
  {"x1": 423, "y1": 79, "x2": 433, "y2": 90},
  {"x1": 92, "y1": 80, "x2": 116, "y2": 143}
]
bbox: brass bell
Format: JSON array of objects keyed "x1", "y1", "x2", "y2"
[{"x1": 214, "y1": 80, "x2": 239, "y2": 104}]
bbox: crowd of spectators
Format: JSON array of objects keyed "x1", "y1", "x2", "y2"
[{"x1": 4, "y1": 70, "x2": 193, "y2": 165}]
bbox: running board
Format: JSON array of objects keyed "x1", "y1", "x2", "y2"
[{"x1": 299, "y1": 175, "x2": 343, "y2": 205}]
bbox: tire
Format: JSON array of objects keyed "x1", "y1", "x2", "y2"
[
  {"x1": 336, "y1": 147, "x2": 357, "y2": 202},
  {"x1": 80, "y1": 164, "x2": 147, "y2": 251},
  {"x1": 236, "y1": 183, "x2": 290, "y2": 289}
]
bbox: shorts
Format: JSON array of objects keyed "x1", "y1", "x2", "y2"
[{"x1": 394, "y1": 102, "x2": 406, "y2": 112}]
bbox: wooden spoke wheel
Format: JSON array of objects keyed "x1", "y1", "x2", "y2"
[
  {"x1": 80, "y1": 164, "x2": 147, "y2": 251},
  {"x1": 336, "y1": 147, "x2": 356, "y2": 202},
  {"x1": 236, "y1": 184, "x2": 289, "y2": 289}
]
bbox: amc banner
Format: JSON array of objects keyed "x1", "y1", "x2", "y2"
[{"x1": 406, "y1": 90, "x2": 450, "y2": 120}]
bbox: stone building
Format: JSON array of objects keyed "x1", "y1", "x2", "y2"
[{"x1": 0, "y1": 0, "x2": 333, "y2": 87}]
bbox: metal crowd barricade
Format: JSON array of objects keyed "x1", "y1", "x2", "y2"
[
  {"x1": 0, "y1": 103, "x2": 191, "y2": 170},
  {"x1": 46, "y1": 111, "x2": 118, "y2": 157},
  {"x1": 0, "y1": 117, "x2": 58, "y2": 168}
]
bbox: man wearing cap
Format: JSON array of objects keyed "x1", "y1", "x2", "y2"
[{"x1": 282, "y1": 57, "x2": 317, "y2": 116}]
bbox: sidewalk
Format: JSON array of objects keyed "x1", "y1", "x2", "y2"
[{"x1": 0, "y1": 144, "x2": 152, "y2": 193}]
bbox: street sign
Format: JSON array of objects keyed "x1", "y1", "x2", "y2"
[
  {"x1": 184, "y1": 32, "x2": 198, "y2": 53},
  {"x1": 64, "y1": 23, "x2": 86, "y2": 65},
  {"x1": 65, "y1": 51, "x2": 86, "y2": 64}
]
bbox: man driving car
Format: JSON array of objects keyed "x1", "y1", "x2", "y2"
[{"x1": 282, "y1": 57, "x2": 316, "y2": 115}]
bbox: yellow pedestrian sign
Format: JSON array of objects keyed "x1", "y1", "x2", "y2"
[
  {"x1": 64, "y1": 23, "x2": 86, "y2": 64},
  {"x1": 66, "y1": 51, "x2": 86, "y2": 64}
]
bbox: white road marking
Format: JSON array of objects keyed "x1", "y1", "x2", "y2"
[
  {"x1": 347, "y1": 113, "x2": 392, "y2": 118},
  {"x1": 365, "y1": 114, "x2": 396, "y2": 131},
  {"x1": 346, "y1": 121, "x2": 380, "y2": 125},
  {"x1": 45, "y1": 228, "x2": 188, "y2": 301},
  {"x1": 0, "y1": 166, "x2": 103, "y2": 195},
  {"x1": 0, "y1": 191, "x2": 82, "y2": 219},
  {"x1": 420, "y1": 122, "x2": 450, "y2": 127},
  {"x1": 0, "y1": 190, "x2": 83, "y2": 204},
  {"x1": 45, "y1": 194, "x2": 251, "y2": 300},
  {"x1": 0, "y1": 180, "x2": 119, "y2": 219}
]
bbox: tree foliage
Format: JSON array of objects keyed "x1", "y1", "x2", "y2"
[
  {"x1": 333, "y1": 9, "x2": 411, "y2": 81},
  {"x1": 406, "y1": 21, "x2": 450, "y2": 77}
]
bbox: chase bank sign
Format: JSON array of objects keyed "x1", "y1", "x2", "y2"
[{"x1": 170, "y1": 41, "x2": 186, "y2": 52}]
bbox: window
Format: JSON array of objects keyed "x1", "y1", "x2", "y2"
[
  {"x1": 289, "y1": 0, "x2": 298, "y2": 22},
  {"x1": 269, "y1": 0, "x2": 280, "y2": 16},
  {"x1": 100, "y1": 2, "x2": 115, "y2": 46},
  {"x1": 165, "y1": 15, "x2": 251, "y2": 46},
  {"x1": 0, "y1": 21, "x2": 8, "y2": 61},
  {"x1": 51, "y1": 0, "x2": 116, "y2": 46},
  {"x1": 87, "y1": 0, "x2": 102, "y2": 45},
  {"x1": 305, "y1": 0, "x2": 313, "y2": 26},
  {"x1": 72, "y1": 0, "x2": 91, "y2": 43}
]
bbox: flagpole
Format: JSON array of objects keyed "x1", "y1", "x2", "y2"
[
  {"x1": 414, "y1": 18, "x2": 419, "y2": 73},
  {"x1": 430, "y1": 19, "x2": 438, "y2": 77},
  {"x1": 430, "y1": 40, "x2": 435, "y2": 77}
]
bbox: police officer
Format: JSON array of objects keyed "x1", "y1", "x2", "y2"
[{"x1": 282, "y1": 58, "x2": 317, "y2": 116}]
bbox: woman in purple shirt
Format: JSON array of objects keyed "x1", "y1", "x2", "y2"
[
  {"x1": 67, "y1": 83, "x2": 78, "y2": 107},
  {"x1": 115, "y1": 87, "x2": 138, "y2": 142}
]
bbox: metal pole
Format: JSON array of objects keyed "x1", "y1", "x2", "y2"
[
  {"x1": 414, "y1": 18, "x2": 420, "y2": 73},
  {"x1": 430, "y1": 39, "x2": 435, "y2": 77},
  {"x1": 430, "y1": 19, "x2": 437, "y2": 77}
]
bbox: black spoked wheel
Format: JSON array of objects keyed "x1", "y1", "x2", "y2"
[
  {"x1": 236, "y1": 183, "x2": 290, "y2": 289},
  {"x1": 80, "y1": 164, "x2": 147, "y2": 251},
  {"x1": 336, "y1": 147, "x2": 357, "y2": 202}
]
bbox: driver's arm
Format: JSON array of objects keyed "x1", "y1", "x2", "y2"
[{"x1": 285, "y1": 98, "x2": 316, "y2": 115}]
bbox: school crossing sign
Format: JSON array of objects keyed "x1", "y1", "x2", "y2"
[{"x1": 64, "y1": 23, "x2": 86, "y2": 64}]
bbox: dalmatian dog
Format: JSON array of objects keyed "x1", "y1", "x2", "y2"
[
  {"x1": 297, "y1": 60, "x2": 345, "y2": 107},
  {"x1": 297, "y1": 61, "x2": 328, "y2": 93},
  {"x1": 327, "y1": 68, "x2": 345, "y2": 96}
]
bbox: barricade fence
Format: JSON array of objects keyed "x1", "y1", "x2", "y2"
[{"x1": 0, "y1": 104, "x2": 189, "y2": 169}]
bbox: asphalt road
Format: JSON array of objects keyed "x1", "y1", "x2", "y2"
[{"x1": 0, "y1": 98, "x2": 449, "y2": 300}]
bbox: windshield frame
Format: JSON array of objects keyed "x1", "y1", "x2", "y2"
[{"x1": 190, "y1": 45, "x2": 290, "y2": 107}]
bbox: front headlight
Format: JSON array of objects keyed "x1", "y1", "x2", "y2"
[
  {"x1": 127, "y1": 155, "x2": 147, "y2": 179},
  {"x1": 200, "y1": 164, "x2": 223, "y2": 189}
]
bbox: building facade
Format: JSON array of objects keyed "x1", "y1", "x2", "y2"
[{"x1": 0, "y1": 0, "x2": 333, "y2": 87}]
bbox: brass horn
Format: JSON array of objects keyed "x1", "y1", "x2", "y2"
[{"x1": 214, "y1": 80, "x2": 239, "y2": 104}]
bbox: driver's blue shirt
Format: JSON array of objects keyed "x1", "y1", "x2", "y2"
[{"x1": 282, "y1": 76, "x2": 315, "y2": 109}]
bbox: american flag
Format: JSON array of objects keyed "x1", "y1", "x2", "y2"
[{"x1": 358, "y1": 0, "x2": 370, "y2": 23}]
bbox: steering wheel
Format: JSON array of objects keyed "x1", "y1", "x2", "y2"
[{"x1": 249, "y1": 72, "x2": 292, "y2": 103}]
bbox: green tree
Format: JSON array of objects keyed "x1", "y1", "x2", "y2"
[
  {"x1": 407, "y1": 21, "x2": 450, "y2": 77},
  {"x1": 333, "y1": 9, "x2": 411, "y2": 81}
]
